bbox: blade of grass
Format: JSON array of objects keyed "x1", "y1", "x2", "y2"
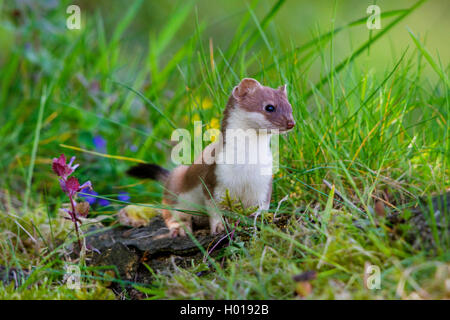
[
  {"x1": 407, "y1": 28, "x2": 449, "y2": 87},
  {"x1": 305, "y1": 0, "x2": 428, "y2": 98},
  {"x1": 252, "y1": 9, "x2": 409, "y2": 78},
  {"x1": 59, "y1": 144, "x2": 147, "y2": 163},
  {"x1": 23, "y1": 86, "x2": 47, "y2": 214},
  {"x1": 112, "y1": 80, "x2": 177, "y2": 128}
]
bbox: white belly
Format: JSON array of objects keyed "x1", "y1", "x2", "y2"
[
  {"x1": 214, "y1": 163, "x2": 272, "y2": 208},
  {"x1": 212, "y1": 133, "x2": 273, "y2": 208}
]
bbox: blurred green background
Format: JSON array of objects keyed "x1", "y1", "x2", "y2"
[
  {"x1": 79, "y1": 0, "x2": 450, "y2": 74},
  {"x1": 2, "y1": 0, "x2": 449, "y2": 80}
]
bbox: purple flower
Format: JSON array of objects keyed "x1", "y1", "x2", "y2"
[
  {"x1": 61, "y1": 176, "x2": 80, "y2": 197},
  {"x1": 52, "y1": 154, "x2": 92, "y2": 197},
  {"x1": 130, "y1": 145, "x2": 138, "y2": 152},
  {"x1": 51, "y1": 153, "x2": 93, "y2": 252},
  {"x1": 98, "y1": 198, "x2": 110, "y2": 207},
  {"x1": 93, "y1": 135, "x2": 106, "y2": 152},
  {"x1": 79, "y1": 187, "x2": 98, "y2": 205},
  {"x1": 118, "y1": 192, "x2": 130, "y2": 202},
  {"x1": 52, "y1": 154, "x2": 79, "y2": 179}
]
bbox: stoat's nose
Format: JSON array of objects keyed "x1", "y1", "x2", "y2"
[{"x1": 286, "y1": 119, "x2": 295, "y2": 130}]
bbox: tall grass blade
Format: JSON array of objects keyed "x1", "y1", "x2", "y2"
[{"x1": 23, "y1": 86, "x2": 47, "y2": 214}]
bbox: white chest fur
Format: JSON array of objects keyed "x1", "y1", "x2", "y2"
[{"x1": 214, "y1": 133, "x2": 273, "y2": 208}]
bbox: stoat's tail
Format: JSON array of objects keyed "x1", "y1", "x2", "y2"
[{"x1": 126, "y1": 163, "x2": 170, "y2": 182}]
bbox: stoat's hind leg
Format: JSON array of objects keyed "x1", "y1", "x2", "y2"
[
  {"x1": 161, "y1": 165, "x2": 194, "y2": 237},
  {"x1": 162, "y1": 206, "x2": 193, "y2": 237}
]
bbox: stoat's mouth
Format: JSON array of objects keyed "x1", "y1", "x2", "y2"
[
  {"x1": 261, "y1": 127, "x2": 291, "y2": 134},
  {"x1": 251, "y1": 127, "x2": 294, "y2": 134},
  {"x1": 278, "y1": 127, "x2": 295, "y2": 134}
]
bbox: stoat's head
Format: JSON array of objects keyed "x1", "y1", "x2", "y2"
[{"x1": 226, "y1": 78, "x2": 295, "y2": 133}]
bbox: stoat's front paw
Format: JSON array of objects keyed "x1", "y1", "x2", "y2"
[{"x1": 210, "y1": 219, "x2": 225, "y2": 235}]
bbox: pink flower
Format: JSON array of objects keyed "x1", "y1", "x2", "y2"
[
  {"x1": 60, "y1": 177, "x2": 92, "y2": 197},
  {"x1": 66, "y1": 176, "x2": 80, "y2": 192},
  {"x1": 51, "y1": 153, "x2": 93, "y2": 253},
  {"x1": 52, "y1": 154, "x2": 79, "y2": 179}
]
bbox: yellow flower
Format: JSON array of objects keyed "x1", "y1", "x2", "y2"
[
  {"x1": 200, "y1": 97, "x2": 213, "y2": 110},
  {"x1": 192, "y1": 113, "x2": 201, "y2": 122},
  {"x1": 191, "y1": 95, "x2": 213, "y2": 110},
  {"x1": 207, "y1": 117, "x2": 220, "y2": 130}
]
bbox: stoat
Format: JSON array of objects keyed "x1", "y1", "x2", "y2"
[{"x1": 127, "y1": 78, "x2": 295, "y2": 237}]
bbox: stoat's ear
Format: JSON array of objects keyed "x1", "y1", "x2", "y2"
[
  {"x1": 278, "y1": 84, "x2": 287, "y2": 96},
  {"x1": 232, "y1": 78, "x2": 261, "y2": 99}
]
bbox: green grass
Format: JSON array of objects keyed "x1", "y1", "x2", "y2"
[{"x1": 0, "y1": 0, "x2": 448, "y2": 299}]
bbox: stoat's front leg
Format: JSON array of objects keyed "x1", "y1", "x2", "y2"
[{"x1": 205, "y1": 199, "x2": 226, "y2": 235}]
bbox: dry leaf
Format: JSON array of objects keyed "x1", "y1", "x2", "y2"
[
  {"x1": 374, "y1": 200, "x2": 386, "y2": 217},
  {"x1": 76, "y1": 201, "x2": 90, "y2": 217},
  {"x1": 295, "y1": 281, "x2": 313, "y2": 297},
  {"x1": 118, "y1": 205, "x2": 159, "y2": 227}
]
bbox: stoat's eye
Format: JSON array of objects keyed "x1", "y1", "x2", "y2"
[{"x1": 264, "y1": 104, "x2": 275, "y2": 112}]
